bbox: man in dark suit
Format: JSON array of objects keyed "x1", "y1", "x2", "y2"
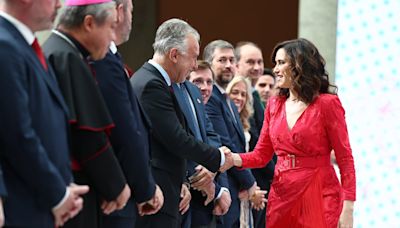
[
  {"x1": 173, "y1": 81, "x2": 229, "y2": 228},
  {"x1": 91, "y1": 0, "x2": 164, "y2": 227},
  {"x1": 0, "y1": 0, "x2": 89, "y2": 227},
  {"x1": 177, "y1": 60, "x2": 232, "y2": 228},
  {"x1": 203, "y1": 40, "x2": 258, "y2": 228},
  {"x1": 131, "y1": 19, "x2": 233, "y2": 228},
  {"x1": 43, "y1": 1, "x2": 130, "y2": 227},
  {"x1": 235, "y1": 42, "x2": 275, "y2": 228}
]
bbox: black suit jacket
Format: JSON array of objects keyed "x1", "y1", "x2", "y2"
[
  {"x1": 0, "y1": 17, "x2": 71, "y2": 227},
  {"x1": 252, "y1": 90, "x2": 265, "y2": 134},
  {"x1": 92, "y1": 51, "x2": 157, "y2": 219},
  {"x1": 131, "y1": 62, "x2": 221, "y2": 218}
]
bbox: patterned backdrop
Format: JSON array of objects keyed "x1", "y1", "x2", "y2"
[{"x1": 336, "y1": 0, "x2": 400, "y2": 227}]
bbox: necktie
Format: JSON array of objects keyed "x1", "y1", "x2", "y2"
[
  {"x1": 114, "y1": 52, "x2": 133, "y2": 78},
  {"x1": 179, "y1": 84, "x2": 203, "y2": 141},
  {"x1": 224, "y1": 93, "x2": 237, "y2": 123},
  {"x1": 31, "y1": 38, "x2": 48, "y2": 71}
]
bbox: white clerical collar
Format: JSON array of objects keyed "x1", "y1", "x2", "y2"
[{"x1": 109, "y1": 41, "x2": 118, "y2": 54}]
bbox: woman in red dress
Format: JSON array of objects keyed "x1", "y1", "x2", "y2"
[{"x1": 226, "y1": 38, "x2": 356, "y2": 228}]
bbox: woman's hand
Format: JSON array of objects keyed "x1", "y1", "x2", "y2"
[
  {"x1": 338, "y1": 200, "x2": 354, "y2": 228},
  {"x1": 232, "y1": 153, "x2": 243, "y2": 167}
]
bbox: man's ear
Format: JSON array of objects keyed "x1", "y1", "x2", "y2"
[
  {"x1": 169, "y1": 48, "x2": 179, "y2": 64},
  {"x1": 116, "y1": 4, "x2": 124, "y2": 24},
  {"x1": 82, "y1": 15, "x2": 95, "y2": 32}
]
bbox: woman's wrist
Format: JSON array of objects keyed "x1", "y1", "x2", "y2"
[
  {"x1": 342, "y1": 200, "x2": 354, "y2": 211},
  {"x1": 232, "y1": 153, "x2": 243, "y2": 167}
]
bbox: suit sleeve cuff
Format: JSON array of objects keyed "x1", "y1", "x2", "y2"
[
  {"x1": 52, "y1": 188, "x2": 69, "y2": 211},
  {"x1": 218, "y1": 148, "x2": 225, "y2": 167},
  {"x1": 215, "y1": 187, "x2": 229, "y2": 200}
]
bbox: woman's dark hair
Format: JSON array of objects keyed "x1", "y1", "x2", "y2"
[{"x1": 271, "y1": 38, "x2": 337, "y2": 103}]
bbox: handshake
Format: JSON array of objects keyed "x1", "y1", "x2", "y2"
[{"x1": 219, "y1": 146, "x2": 242, "y2": 173}]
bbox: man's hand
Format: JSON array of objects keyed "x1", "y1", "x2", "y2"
[
  {"x1": 101, "y1": 201, "x2": 117, "y2": 215},
  {"x1": 200, "y1": 181, "x2": 215, "y2": 206},
  {"x1": 137, "y1": 184, "x2": 164, "y2": 216},
  {"x1": 212, "y1": 190, "x2": 231, "y2": 216},
  {"x1": 179, "y1": 183, "x2": 191, "y2": 215},
  {"x1": 219, "y1": 147, "x2": 234, "y2": 173},
  {"x1": 102, "y1": 184, "x2": 131, "y2": 215},
  {"x1": 53, "y1": 184, "x2": 89, "y2": 227},
  {"x1": 116, "y1": 184, "x2": 131, "y2": 209},
  {"x1": 190, "y1": 165, "x2": 216, "y2": 191}
]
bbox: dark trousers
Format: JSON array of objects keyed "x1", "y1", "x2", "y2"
[
  {"x1": 252, "y1": 207, "x2": 266, "y2": 228},
  {"x1": 63, "y1": 189, "x2": 101, "y2": 228},
  {"x1": 180, "y1": 209, "x2": 191, "y2": 228},
  {"x1": 102, "y1": 215, "x2": 135, "y2": 228},
  {"x1": 136, "y1": 212, "x2": 179, "y2": 228}
]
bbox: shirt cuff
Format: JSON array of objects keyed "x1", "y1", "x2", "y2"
[
  {"x1": 52, "y1": 188, "x2": 69, "y2": 212},
  {"x1": 215, "y1": 187, "x2": 230, "y2": 200},
  {"x1": 218, "y1": 148, "x2": 226, "y2": 167}
]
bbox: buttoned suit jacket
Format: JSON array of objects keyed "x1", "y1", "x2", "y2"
[
  {"x1": 172, "y1": 81, "x2": 228, "y2": 226},
  {"x1": 131, "y1": 62, "x2": 221, "y2": 220},
  {"x1": 206, "y1": 85, "x2": 256, "y2": 226},
  {"x1": 0, "y1": 17, "x2": 71, "y2": 227}
]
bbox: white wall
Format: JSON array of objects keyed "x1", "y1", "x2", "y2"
[{"x1": 336, "y1": 0, "x2": 400, "y2": 226}]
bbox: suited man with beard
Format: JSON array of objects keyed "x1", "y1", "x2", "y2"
[{"x1": 203, "y1": 40, "x2": 258, "y2": 228}]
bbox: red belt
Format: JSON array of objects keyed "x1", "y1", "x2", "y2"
[{"x1": 277, "y1": 154, "x2": 331, "y2": 169}]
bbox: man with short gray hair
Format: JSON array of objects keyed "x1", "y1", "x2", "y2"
[
  {"x1": 131, "y1": 18, "x2": 233, "y2": 228},
  {"x1": 43, "y1": 0, "x2": 130, "y2": 227}
]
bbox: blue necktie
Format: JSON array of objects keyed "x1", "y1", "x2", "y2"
[{"x1": 180, "y1": 83, "x2": 203, "y2": 141}]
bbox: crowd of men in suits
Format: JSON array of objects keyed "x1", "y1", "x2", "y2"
[{"x1": 0, "y1": 0, "x2": 276, "y2": 227}]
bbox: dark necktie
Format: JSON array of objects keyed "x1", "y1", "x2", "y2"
[
  {"x1": 180, "y1": 84, "x2": 202, "y2": 141},
  {"x1": 114, "y1": 52, "x2": 133, "y2": 78},
  {"x1": 31, "y1": 38, "x2": 48, "y2": 71},
  {"x1": 224, "y1": 93, "x2": 237, "y2": 123}
]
